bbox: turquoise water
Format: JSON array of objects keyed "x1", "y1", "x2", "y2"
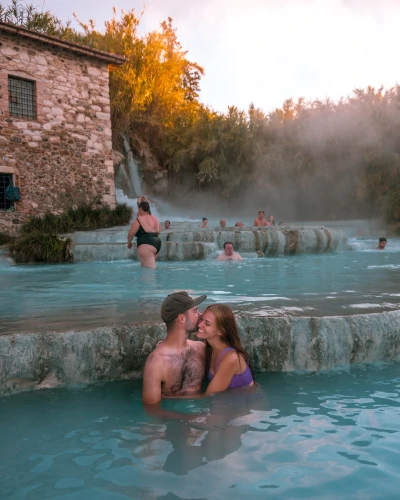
[
  {"x1": 2, "y1": 362, "x2": 400, "y2": 499},
  {"x1": 1, "y1": 244, "x2": 400, "y2": 333}
]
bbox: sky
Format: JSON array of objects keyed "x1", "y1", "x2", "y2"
[{"x1": 7, "y1": 0, "x2": 400, "y2": 113}]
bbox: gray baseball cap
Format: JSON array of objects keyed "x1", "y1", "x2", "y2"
[{"x1": 161, "y1": 291, "x2": 207, "y2": 324}]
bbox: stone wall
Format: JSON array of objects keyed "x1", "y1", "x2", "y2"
[
  {"x1": 1, "y1": 309, "x2": 400, "y2": 396},
  {"x1": 0, "y1": 34, "x2": 116, "y2": 233}
]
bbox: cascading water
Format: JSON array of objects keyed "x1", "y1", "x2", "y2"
[
  {"x1": 119, "y1": 135, "x2": 196, "y2": 222},
  {"x1": 122, "y1": 134, "x2": 142, "y2": 197},
  {"x1": 114, "y1": 163, "x2": 135, "y2": 198},
  {"x1": 115, "y1": 188, "x2": 163, "y2": 220}
]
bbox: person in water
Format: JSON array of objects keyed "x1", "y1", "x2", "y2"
[
  {"x1": 197, "y1": 304, "x2": 254, "y2": 394},
  {"x1": 127, "y1": 200, "x2": 161, "y2": 268},
  {"x1": 254, "y1": 210, "x2": 269, "y2": 227},
  {"x1": 137, "y1": 195, "x2": 150, "y2": 207},
  {"x1": 377, "y1": 237, "x2": 387, "y2": 250},
  {"x1": 201, "y1": 217, "x2": 208, "y2": 228},
  {"x1": 142, "y1": 292, "x2": 207, "y2": 405},
  {"x1": 216, "y1": 241, "x2": 243, "y2": 261},
  {"x1": 268, "y1": 214, "x2": 275, "y2": 226},
  {"x1": 164, "y1": 220, "x2": 171, "y2": 229}
]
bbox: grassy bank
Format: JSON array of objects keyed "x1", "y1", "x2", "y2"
[{"x1": 2, "y1": 202, "x2": 132, "y2": 263}]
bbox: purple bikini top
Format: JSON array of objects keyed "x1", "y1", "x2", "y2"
[{"x1": 207, "y1": 347, "x2": 253, "y2": 389}]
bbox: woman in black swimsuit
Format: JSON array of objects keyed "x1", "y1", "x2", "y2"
[{"x1": 127, "y1": 201, "x2": 161, "y2": 268}]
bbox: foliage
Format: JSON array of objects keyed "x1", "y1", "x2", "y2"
[
  {"x1": 2, "y1": 2, "x2": 400, "y2": 222},
  {"x1": 20, "y1": 202, "x2": 132, "y2": 234},
  {"x1": 0, "y1": 0, "x2": 80, "y2": 38},
  {"x1": 7, "y1": 203, "x2": 132, "y2": 263},
  {"x1": 0, "y1": 232, "x2": 15, "y2": 245},
  {"x1": 9, "y1": 231, "x2": 72, "y2": 263}
]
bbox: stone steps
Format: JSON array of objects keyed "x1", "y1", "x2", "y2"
[{"x1": 70, "y1": 226, "x2": 349, "y2": 262}]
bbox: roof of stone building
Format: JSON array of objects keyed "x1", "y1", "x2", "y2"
[{"x1": 0, "y1": 21, "x2": 126, "y2": 65}]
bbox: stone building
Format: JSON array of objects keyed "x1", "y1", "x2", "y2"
[{"x1": 0, "y1": 22, "x2": 126, "y2": 232}]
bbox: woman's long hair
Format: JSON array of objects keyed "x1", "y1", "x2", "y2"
[{"x1": 204, "y1": 304, "x2": 254, "y2": 379}]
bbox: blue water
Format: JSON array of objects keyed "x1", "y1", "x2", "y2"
[
  {"x1": 1, "y1": 362, "x2": 400, "y2": 499},
  {"x1": 1, "y1": 244, "x2": 400, "y2": 334}
]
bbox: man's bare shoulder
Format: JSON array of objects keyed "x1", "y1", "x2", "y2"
[
  {"x1": 187, "y1": 339, "x2": 205, "y2": 351},
  {"x1": 143, "y1": 348, "x2": 162, "y2": 367},
  {"x1": 147, "y1": 339, "x2": 204, "y2": 356}
]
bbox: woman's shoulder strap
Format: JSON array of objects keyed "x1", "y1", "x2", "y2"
[{"x1": 216, "y1": 347, "x2": 236, "y2": 369}]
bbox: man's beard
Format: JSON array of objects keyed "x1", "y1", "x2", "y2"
[{"x1": 185, "y1": 318, "x2": 199, "y2": 335}]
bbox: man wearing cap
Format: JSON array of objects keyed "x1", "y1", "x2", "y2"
[{"x1": 142, "y1": 291, "x2": 207, "y2": 405}]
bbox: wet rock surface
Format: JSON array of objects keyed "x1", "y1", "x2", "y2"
[
  {"x1": 70, "y1": 225, "x2": 348, "y2": 262},
  {"x1": 1, "y1": 309, "x2": 399, "y2": 396}
]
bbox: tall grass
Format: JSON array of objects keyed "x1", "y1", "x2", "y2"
[
  {"x1": 0, "y1": 232, "x2": 15, "y2": 245},
  {"x1": 20, "y1": 202, "x2": 132, "y2": 234},
  {"x1": 7, "y1": 202, "x2": 132, "y2": 263},
  {"x1": 9, "y1": 232, "x2": 72, "y2": 264}
]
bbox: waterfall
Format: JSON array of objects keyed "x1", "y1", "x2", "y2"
[
  {"x1": 115, "y1": 188, "x2": 163, "y2": 220},
  {"x1": 122, "y1": 134, "x2": 142, "y2": 197},
  {"x1": 115, "y1": 163, "x2": 135, "y2": 197}
]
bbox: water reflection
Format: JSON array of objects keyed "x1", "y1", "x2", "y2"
[
  {"x1": 1, "y1": 365, "x2": 400, "y2": 498},
  {"x1": 158, "y1": 388, "x2": 267, "y2": 475}
]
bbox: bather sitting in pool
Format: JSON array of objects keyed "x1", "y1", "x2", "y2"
[
  {"x1": 216, "y1": 241, "x2": 243, "y2": 261},
  {"x1": 376, "y1": 237, "x2": 387, "y2": 250},
  {"x1": 196, "y1": 304, "x2": 254, "y2": 394},
  {"x1": 127, "y1": 201, "x2": 161, "y2": 268},
  {"x1": 142, "y1": 292, "x2": 207, "y2": 406}
]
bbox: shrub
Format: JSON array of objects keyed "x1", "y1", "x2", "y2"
[
  {"x1": 9, "y1": 202, "x2": 132, "y2": 264},
  {"x1": 9, "y1": 231, "x2": 72, "y2": 264},
  {"x1": 20, "y1": 203, "x2": 133, "y2": 234},
  {"x1": 0, "y1": 232, "x2": 15, "y2": 245},
  {"x1": 110, "y1": 203, "x2": 133, "y2": 226}
]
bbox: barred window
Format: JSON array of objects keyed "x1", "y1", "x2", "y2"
[
  {"x1": 0, "y1": 173, "x2": 14, "y2": 211},
  {"x1": 8, "y1": 76, "x2": 37, "y2": 119}
]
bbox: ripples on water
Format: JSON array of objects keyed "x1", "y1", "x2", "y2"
[
  {"x1": 1, "y1": 246, "x2": 400, "y2": 333},
  {"x1": 1, "y1": 362, "x2": 400, "y2": 499}
]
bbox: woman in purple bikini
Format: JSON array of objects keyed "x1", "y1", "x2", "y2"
[{"x1": 197, "y1": 304, "x2": 254, "y2": 394}]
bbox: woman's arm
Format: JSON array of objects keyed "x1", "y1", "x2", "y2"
[
  {"x1": 127, "y1": 219, "x2": 139, "y2": 248},
  {"x1": 204, "y1": 351, "x2": 240, "y2": 395}
]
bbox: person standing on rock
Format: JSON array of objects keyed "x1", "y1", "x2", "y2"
[
  {"x1": 127, "y1": 200, "x2": 161, "y2": 268},
  {"x1": 216, "y1": 242, "x2": 243, "y2": 261}
]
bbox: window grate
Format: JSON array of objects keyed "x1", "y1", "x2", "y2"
[
  {"x1": 0, "y1": 173, "x2": 14, "y2": 211},
  {"x1": 8, "y1": 76, "x2": 37, "y2": 119}
]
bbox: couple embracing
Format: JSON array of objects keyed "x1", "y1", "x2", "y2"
[{"x1": 142, "y1": 292, "x2": 254, "y2": 405}]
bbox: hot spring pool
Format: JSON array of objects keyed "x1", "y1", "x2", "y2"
[
  {"x1": 1, "y1": 241, "x2": 400, "y2": 334},
  {"x1": 2, "y1": 362, "x2": 400, "y2": 499}
]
